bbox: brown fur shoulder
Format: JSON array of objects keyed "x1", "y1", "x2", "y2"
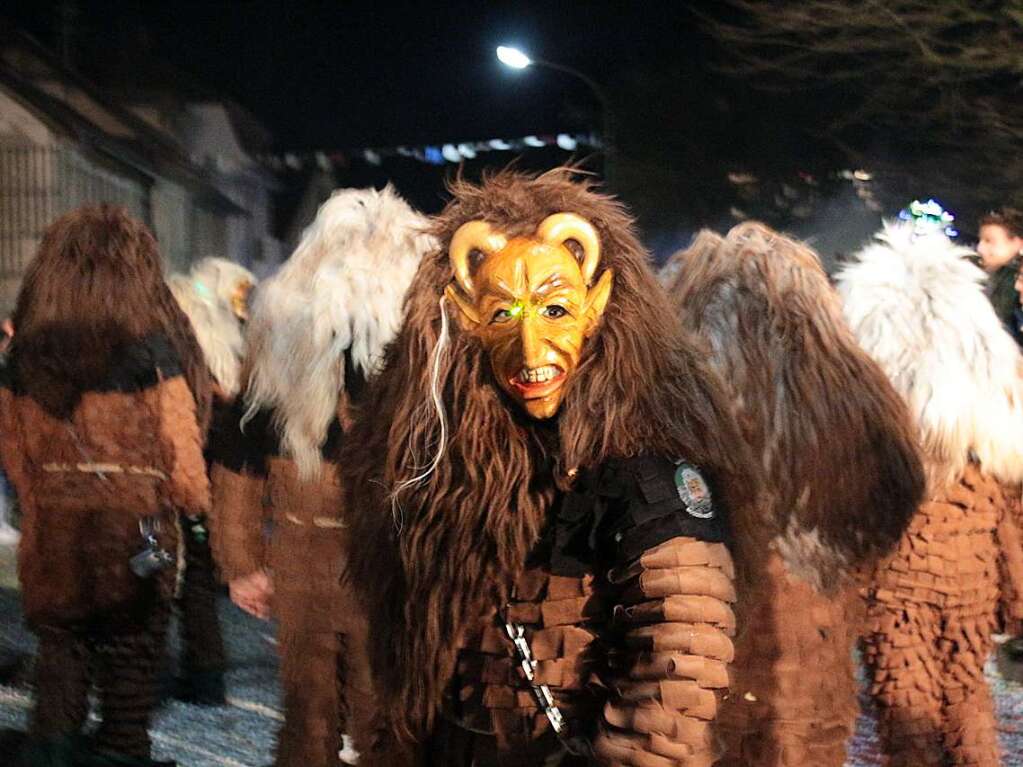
[{"x1": 664, "y1": 222, "x2": 925, "y2": 587}]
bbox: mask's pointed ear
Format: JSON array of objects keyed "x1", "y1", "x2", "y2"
[
  {"x1": 582, "y1": 269, "x2": 613, "y2": 336},
  {"x1": 444, "y1": 284, "x2": 481, "y2": 332}
]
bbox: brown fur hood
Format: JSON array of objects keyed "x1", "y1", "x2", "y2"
[{"x1": 10, "y1": 205, "x2": 212, "y2": 430}]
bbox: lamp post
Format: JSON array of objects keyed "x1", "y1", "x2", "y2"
[{"x1": 496, "y1": 46, "x2": 614, "y2": 185}]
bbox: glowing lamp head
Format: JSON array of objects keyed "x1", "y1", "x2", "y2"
[{"x1": 497, "y1": 46, "x2": 532, "y2": 70}]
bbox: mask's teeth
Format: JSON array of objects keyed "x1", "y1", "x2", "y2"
[{"x1": 519, "y1": 366, "x2": 559, "y2": 384}]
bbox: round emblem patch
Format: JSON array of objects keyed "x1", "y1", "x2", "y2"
[{"x1": 674, "y1": 462, "x2": 714, "y2": 519}]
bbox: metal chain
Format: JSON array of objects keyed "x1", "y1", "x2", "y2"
[{"x1": 502, "y1": 617, "x2": 594, "y2": 757}]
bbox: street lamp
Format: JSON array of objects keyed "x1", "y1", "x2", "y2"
[{"x1": 496, "y1": 45, "x2": 614, "y2": 184}]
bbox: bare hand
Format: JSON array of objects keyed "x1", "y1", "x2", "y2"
[{"x1": 230, "y1": 570, "x2": 274, "y2": 620}]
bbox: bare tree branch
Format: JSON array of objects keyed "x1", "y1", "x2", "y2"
[{"x1": 699, "y1": 0, "x2": 1023, "y2": 206}]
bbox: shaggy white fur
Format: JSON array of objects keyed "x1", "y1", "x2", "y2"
[
  {"x1": 169, "y1": 257, "x2": 256, "y2": 398},
  {"x1": 836, "y1": 222, "x2": 1023, "y2": 486},
  {"x1": 243, "y1": 185, "x2": 434, "y2": 478}
]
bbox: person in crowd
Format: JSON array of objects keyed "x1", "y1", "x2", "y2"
[
  {"x1": 208, "y1": 185, "x2": 432, "y2": 767},
  {"x1": 838, "y1": 220, "x2": 1023, "y2": 767},
  {"x1": 0, "y1": 205, "x2": 211, "y2": 767},
  {"x1": 167, "y1": 257, "x2": 257, "y2": 705},
  {"x1": 663, "y1": 223, "x2": 924, "y2": 767},
  {"x1": 977, "y1": 207, "x2": 1023, "y2": 340}
]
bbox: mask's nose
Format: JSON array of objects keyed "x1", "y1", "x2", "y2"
[{"x1": 519, "y1": 314, "x2": 547, "y2": 370}]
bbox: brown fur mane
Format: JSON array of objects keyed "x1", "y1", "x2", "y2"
[
  {"x1": 663, "y1": 223, "x2": 924, "y2": 587},
  {"x1": 343, "y1": 169, "x2": 756, "y2": 738},
  {"x1": 10, "y1": 205, "x2": 211, "y2": 429}
]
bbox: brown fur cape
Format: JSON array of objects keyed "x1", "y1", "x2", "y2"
[
  {"x1": 662, "y1": 224, "x2": 924, "y2": 587},
  {"x1": 9, "y1": 205, "x2": 212, "y2": 430},
  {"x1": 343, "y1": 169, "x2": 757, "y2": 738}
]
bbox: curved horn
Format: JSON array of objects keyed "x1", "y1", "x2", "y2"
[
  {"x1": 448, "y1": 221, "x2": 507, "y2": 296},
  {"x1": 536, "y1": 213, "x2": 601, "y2": 283}
]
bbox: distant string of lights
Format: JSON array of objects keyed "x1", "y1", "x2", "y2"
[{"x1": 262, "y1": 132, "x2": 603, "y2": 171}]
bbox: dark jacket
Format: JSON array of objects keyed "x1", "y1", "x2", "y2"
[
  {"x1": 435, "y1": 455, "x2": 734, "y2": 765},
  {"x1": 985, "y1": 258, "x2": 1021, "y2": 340}
]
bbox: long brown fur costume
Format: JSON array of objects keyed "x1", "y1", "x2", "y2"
[
  {"x1": 342, "y1": 169, "x2": 767, "y2": 765},
  {"x1": 662, "y1": 224, "x2": 925, "y2": 766},
  {"x1": 838, "y1": 223, "x2": 1023, "y2": 767},
  {"x1": 0, "y1": 205, "x2": 211, "y2": 765},
  {"x1": 210, "y1": 409, "x2": 357, "y2": 767}
]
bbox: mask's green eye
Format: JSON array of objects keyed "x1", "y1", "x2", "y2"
[
  {"x1": 491, "y1": 303, "x2": 524, "y2": 324},
  {"x1": 541, "y1": 305, "x2": 568, "y2": 319}
]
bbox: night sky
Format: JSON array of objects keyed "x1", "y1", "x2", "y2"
[
  {"x1": 0, "y1": 2, "x2": 1011, "y2": 257},
  {"x1": 4, "y1": 1, "x2": 903, "y2": 256},
  {"x1": 4, "y1": 1, "x2": 716, "y2": 151}
]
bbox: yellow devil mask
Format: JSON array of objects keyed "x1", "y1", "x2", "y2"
[{"x1": 444, "y1": 213, "x2": 614, "y2": 419}]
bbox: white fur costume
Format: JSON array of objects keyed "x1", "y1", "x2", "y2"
[
  {"x1": 243, "y1": 185, "x2": 435, "y2": 477},
  {"x1": 837, "y1": 222, "x2": 1023, "y2": 487}
]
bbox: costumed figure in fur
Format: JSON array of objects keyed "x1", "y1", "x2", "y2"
[
  {"x1": 206, "y1": 185, "x2": 433, "y2": 767},
  {"x1": 0, "y1": 205, "x2": 211, "y2": 767},
  {"x1": 662, "y1": 223, "x2": 925, "y2": 767},
  {"x1": 837, "y1": 222, "x2": 1023, "y2": 767},
  {"x1": 167, "y1": 257, "x2": 256, "y2": 705},
  {"x1": 343, "y1": 169, "x2": 769, "y2": 766}
]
